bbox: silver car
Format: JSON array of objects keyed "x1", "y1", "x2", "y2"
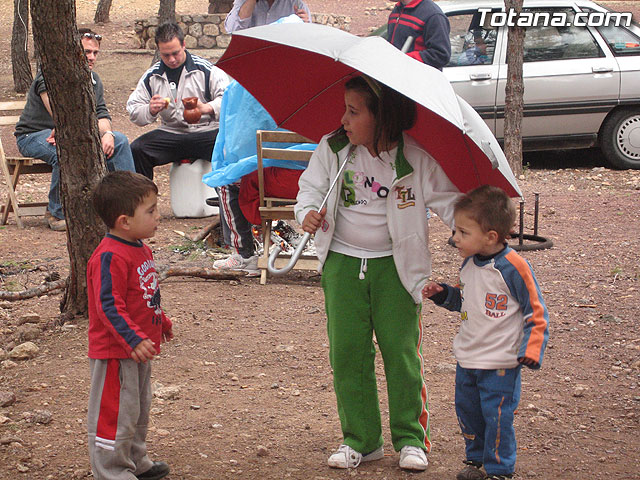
[{"x1": 380, "y1": 0, "x2": 640, "y2": 169}]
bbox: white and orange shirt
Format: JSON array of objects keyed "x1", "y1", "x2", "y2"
[{"x1": 435, "y1": 246, "x2": 549, "y2": 370}]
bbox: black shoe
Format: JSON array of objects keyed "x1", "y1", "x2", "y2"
[
  {"x1": 137, "y1": 461, "x2": 170, "y2": 480},
  {"x1": 457, "y1": 460, "x2": 485, "y2": 480},
  {"x1": 205, "y1": 197, "x2": 220, "y2": 207},
  {"x1": 486, "y1": 474, "x2": 512, "y2": 480}
]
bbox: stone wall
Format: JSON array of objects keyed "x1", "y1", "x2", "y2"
[{"x1": 134, "y1": 13, "x2": 351, "y2": 50}]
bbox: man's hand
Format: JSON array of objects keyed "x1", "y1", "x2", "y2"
[
  {"x1": 149, "y1": 95, "x2": 170, "y2": 116},
  {"x1": 422, "y1": 281, "x2": 443, "y2": 299},
  {"x1": 196, "y1": 99, "x2": 214, "y2": 116},
  {"x1": 130, "y1": 338, "x2": 156, "y2": 363},
  {"x1": 302, "y1": 207, "x2": 326, "y2": 234},
  {"x1": 46, "y1": 129, "x2": 56, "y2": 146},
  {"x1": 101, "y1": 132, "x2": 115, "y2": 159},
  {"x1": 295, "y1": 6, "x2": 309, "y2": 22}
]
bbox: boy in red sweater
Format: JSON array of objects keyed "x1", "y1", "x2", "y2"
[{"x1": 87, "y1": 171, "x2": 173, "y2": 480}]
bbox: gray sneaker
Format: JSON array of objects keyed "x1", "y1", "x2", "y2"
[
  {"x1": 213, "y1": 253, "x2": 259, "y2": 276},
  {"x1": 327, "y1": 444, "x2": 384, "y2": 469}
]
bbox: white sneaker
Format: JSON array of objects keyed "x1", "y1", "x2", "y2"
[
  {"x1": 327, "y1": 444, "x2": 384, "y2": 469},
  {"x1": 399, "y1": 446, "x2": 428, "y2": 471},
  {"x1": 213, "y1": 253, "x2": 259, "y2": 276}
]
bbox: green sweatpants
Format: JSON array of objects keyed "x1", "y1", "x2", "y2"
[{"x1": 322, "y1": 252, "x2": 431, "y2": 454}]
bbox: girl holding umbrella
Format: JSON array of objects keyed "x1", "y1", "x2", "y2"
[{"x1": 295, "y1": 75, "x2": 461, "y2": 471}]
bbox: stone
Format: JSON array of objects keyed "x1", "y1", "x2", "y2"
[
  {"x1": 216, "y1": 34, "x2": 232, "y2": 49},
  {"x1": 184, "y1": 35, "x2": 198, "y2": 49},
  {"x1": 148, "y1": 26, "x2": 157, "y2": 39},
  {"x1": 0, "y1": 348, "x2": 7, "y2": 361},
  {"x1": 23, "y1": 409, "x2": 52, "y2": 424},
  {"x1": 1, "y1": 360, "x2": 18, "y2": 369},
  {"x1": 199, "y1": 35, "x2": 217, "y2": 48},
  {"x1": 17, "y1": 313, "x2": 40, "y2": 325},
  {"x1": 146, "y1": 38, "x2": 156, "y2": 50},
  {"x1": 17, "y1": 324, "x2": 42, "y2": 342},
  {"x1": 154, "y1": 385, "x2": 181, "y2": 400},
  {"x1": 203, "y1": 23, "x2": 220, "y2": 36},
  {"x1": 189, "y1": 23, "x2": 203, "y2": 37},
  {"x1": 9, "y1": 341, "x2": 39, "y2": 360},
  {"x1": 0, "y1": 391, "x2": 16, "y2": 407},
  {"x1": 193, "y1": 15, "x2": 207, "y2": 23},
  {"x1": 256, "y1": 445, "x2": 269, "y2": 457},
  {"x1": 178, "y1": 22, "x2": 188, "y2": 33}
]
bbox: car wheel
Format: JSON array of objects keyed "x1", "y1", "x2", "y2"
[{"x1": 600, "y1": 107, "x2": 640, "y2": 170}]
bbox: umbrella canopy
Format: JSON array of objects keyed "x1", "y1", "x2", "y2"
[{"x1": 216, "y1": 22, "x2": 521, "y2": 197}]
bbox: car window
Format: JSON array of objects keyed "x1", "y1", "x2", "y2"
[
  {"x1": 447, "y1": 11, "x2": 498, "y2": 67},
  {"x1": 595, "y1": 24, "x2": 640, "y2": 56},
  {"x1": 523, "y1": 8, "x2": 604, "y2": 62}
]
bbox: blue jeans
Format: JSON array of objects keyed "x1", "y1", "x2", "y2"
[
  {"x1": 16, "y1": 129, "x2": 135, "y2": 220},
  {"x1": 455, "y1": 364, "x2": 522, "y2": 476}
]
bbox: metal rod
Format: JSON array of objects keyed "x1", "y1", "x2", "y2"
[
  {"x1": 518, "y1": 199, "x2": 525, "y2": 247},
  {"x1": 267, "y1": 147, "x2": 354, "y2": 276},
  {"x1": 533, "y1": 192, "x2": 540, "y2": 236}
]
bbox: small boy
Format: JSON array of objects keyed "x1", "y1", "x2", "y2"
[
  {"x1": 422, "y1": 185, "x2": 549, "y2": 480},
  {"x1": 87, "y1": 171, "x2": 173, "y2": 480}
]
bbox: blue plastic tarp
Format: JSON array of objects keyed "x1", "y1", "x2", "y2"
[{"x1": 202, "y1": 80, "x2": 316, "y2": 188}]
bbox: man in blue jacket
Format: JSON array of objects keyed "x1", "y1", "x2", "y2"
[{"x1": 387, "y1": 0, "x2": 451, "y2": 70}]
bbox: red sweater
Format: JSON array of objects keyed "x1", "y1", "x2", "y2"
[{"x1": 87, "y1": 234, "x2": 172, "y2": 359}]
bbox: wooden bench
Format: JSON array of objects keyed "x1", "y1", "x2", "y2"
[
  {"x1": 0, "y1": 100, "x2": 52, "y2": 228},
  {"x1": 255, "y1": 130, "x2": 317, "y2": 284}
]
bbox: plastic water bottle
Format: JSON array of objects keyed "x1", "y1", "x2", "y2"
[{"x1": 169, "y1": 159, "x2": 219, "y2": 218}]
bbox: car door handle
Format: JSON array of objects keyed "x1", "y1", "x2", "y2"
[
  {"x1": 469, "y1": 73, "x2": 492, "y2": 81},
  {"x1": 592, "y1": 67, "x2": 613, "y2": 74}
]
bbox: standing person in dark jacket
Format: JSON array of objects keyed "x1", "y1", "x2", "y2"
[
  {"x1": 387, "y1": 0, "x2": 451, "y2": 70},
  {"x1": 14, "y1": 28, "x2": 135, "y2": 231}
]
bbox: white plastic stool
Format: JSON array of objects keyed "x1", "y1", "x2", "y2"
[{"x1": 169, "y1": 159, "x2": 219, "y2": 218}]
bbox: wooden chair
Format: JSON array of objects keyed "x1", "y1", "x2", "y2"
[
  {"x1": 0, "y1": 100, "x2": 52, "y2": 228},
  {"x1": 256, "y1": 130, "x2": 316, "y2": 284}
]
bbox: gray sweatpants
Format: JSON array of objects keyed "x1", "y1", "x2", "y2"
[{"x1": 87, "y1": 358, "x2": 154, "y2": 480}]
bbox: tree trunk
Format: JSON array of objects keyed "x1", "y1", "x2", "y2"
[
  {"x1": 11, "y1": 0, "x2": 33, "y2": 93},
  {"x1": 158, "y1": 0, "x2": 176, "y2": 23},
  {"x1": 151, "y1": 0, "x2": 177, "y2": 65},
  {"x1": 31, "y1": 0, "x2": 108, "y2": 321},
  {"x1": 209, "y1": 0, "x2": 233, "y2": 14},
  {"x1": 94, "y1": 0, "x2": 113, "y2": 23},
  {"x1": 503, "y1": 0, "x2": 525, "y2": 177}
]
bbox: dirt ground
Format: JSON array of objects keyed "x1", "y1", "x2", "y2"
[{"x1": 1, "y1": 1, "x2": 640, "y2": 479}]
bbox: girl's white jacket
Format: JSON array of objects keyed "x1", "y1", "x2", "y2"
[{"x1": 295, "y1": 132, "x2": 462, "y2": 304}]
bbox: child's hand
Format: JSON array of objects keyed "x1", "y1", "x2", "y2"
[
  {"x1": 131, "y1": 339, "x2": 156, "y2": 363},
  {"x1": 422, "y1": 281, "x2": 443, "y2": 299},
  {"x1": 302, "y1": 207, "x2": 327, "y2": 234},
  {"x1": 519, "y1": 356, "x2": 539, "y2": 368},
  {"x1": 163, "y1": 328, "x2": 174, "y2": 342}
]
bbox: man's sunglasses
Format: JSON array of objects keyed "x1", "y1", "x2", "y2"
[{"x1": 81, "y1": 32, "x2": 102, "y2": 41}]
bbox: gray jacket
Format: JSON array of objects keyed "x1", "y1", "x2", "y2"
[{"x1": 126, "y1": 51, "x2": 229, "y2": 134}]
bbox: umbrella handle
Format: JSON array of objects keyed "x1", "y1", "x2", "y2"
[
  {"x1": 267, "y1": 231, "x2": 311, "y2": 276},
  {"x1": 401, "y1": 36, "x2": 415, "y2": 53},
  {"x1": 266, "y1": 145, "x2": 355, "y2": 276}
]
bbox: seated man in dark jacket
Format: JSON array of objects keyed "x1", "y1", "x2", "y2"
[{"x1": 14, "y1": 28, "x2": 134, "y2": 231}]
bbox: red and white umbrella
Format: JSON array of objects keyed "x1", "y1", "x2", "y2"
[{"x1": 216, "y1": 22, "x2": 521, "y2": 197}]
